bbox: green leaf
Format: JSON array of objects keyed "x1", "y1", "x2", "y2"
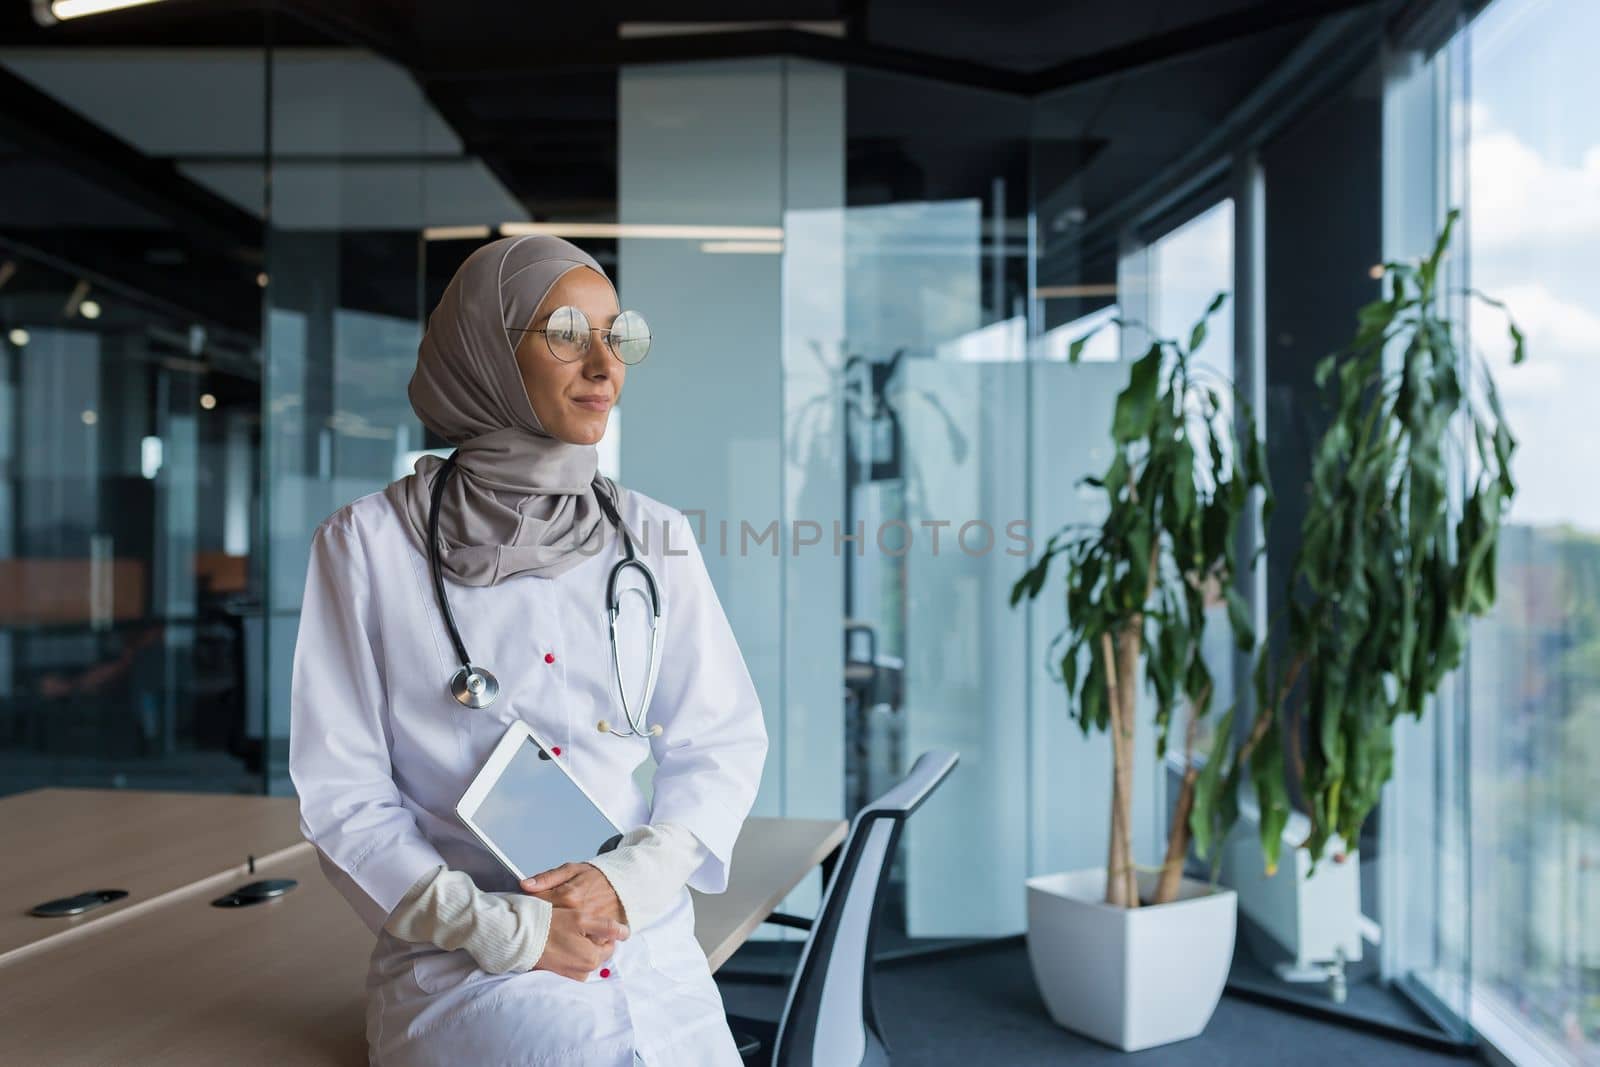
[
  {"x1": 1185, "y1": 653, "x2": 1213, "y2": 714},
  {"x1": 1172, "y1": 435, "x2": 1196, "y2": 526},
  {"x1": 1080, "y1": 652, "x2": 1107, "y2": 734},
  {"x1": 1112, "y1": 345, "x2": 1162, "y2": 444},
  {"x1": 1251, "y1": 717, "x2": 1291, "y2": 877},
  {"x1": 1189, "y1": 704, "x2": 1236, "y2": 861},
  {"x1": 1472, "y1": 289, "x2": 1528, "y2": 367},
  {"x1": 1314, "y1": 354, "x2": 1337, "y2": 389},
  {"x1": 1420, "y1": 207, "x2": 1460, "y2": 292},
  {"x1": 1125, "y1": 517, "x2": 1153, "y2": 607},
  {"x1": 1225, "y1": 585, "x2": 1254, "y2": 651},
  {"x1": 1059, "y1": 646, "x2": 1079, "y2": 697},
  {"x1": 1104, "y1": 450, "x2": 1129, "y2": 503},
  {"x1": 1009, "y1": 533, "x2": 1060, "y2": 606}
]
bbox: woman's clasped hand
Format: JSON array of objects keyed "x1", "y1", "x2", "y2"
[{"x1": 523, "y1": 861, "x2": 630, "y2": 981}]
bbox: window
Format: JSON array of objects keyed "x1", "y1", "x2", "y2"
[{"x1": 1466, "y1": 0, "x2": 1600, "y2": 1060}]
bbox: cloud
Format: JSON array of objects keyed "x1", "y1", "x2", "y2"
[
  {"x1": 1470, "y1": 281, "x2": 1600, "y2": 399},
  {"x1": 1466, "y1": 103, "x2": 1600, "y2": 253},
  {"x1": 1467, "y1": 280, "x2": 1600, "y2": 529}
]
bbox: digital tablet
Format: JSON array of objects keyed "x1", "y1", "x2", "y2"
[{"x1": 455, "y1": 720, "x2": 624, "y2": 882}]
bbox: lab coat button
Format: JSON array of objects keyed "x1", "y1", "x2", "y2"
[{"x1": 544, "y1": 652, "x2": 556, "y2": 664}]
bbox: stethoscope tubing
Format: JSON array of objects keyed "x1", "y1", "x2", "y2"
[{"x1": 426, "y1": 452, "x2": 662, "y2": 735}]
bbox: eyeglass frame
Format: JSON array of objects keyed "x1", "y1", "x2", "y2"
[{"x1": 505, "y1": 305, "x2": 652, "y2": 366}]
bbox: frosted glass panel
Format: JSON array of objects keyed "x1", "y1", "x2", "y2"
[{"x1": 901, "y1": 359, "x2": 1030, "y2": 936}]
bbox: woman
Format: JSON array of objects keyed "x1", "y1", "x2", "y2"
[{"x1": 288, "y1": 235, "x2": 769, "y2": 1066}]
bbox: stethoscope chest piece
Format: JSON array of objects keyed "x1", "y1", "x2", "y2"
[{"x1": 450, "y1": 665, "x2": 501, "y2": 709}]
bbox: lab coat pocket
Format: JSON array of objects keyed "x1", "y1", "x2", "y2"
[
  {"x1": 640, "y1": 891, "x2": 709, "y2": 986},
  {"x1": 646, "y1": 934, "x2": 710, "y2": 985},
  {"x1": 409, "y1": 947, "x2": 478, "y2": 996}
]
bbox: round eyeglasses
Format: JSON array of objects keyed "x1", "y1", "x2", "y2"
[{"x1": 509, "y1": 305, "x2": 652, "y2": 366}]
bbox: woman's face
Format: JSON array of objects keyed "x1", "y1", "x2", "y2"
[{"x1": 514, "y1": 266, "x2": 624, "y2": 446}]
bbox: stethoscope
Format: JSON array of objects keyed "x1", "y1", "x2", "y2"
[{"x1": 427, "y1": 453, "x2": 664, "y2": 737}]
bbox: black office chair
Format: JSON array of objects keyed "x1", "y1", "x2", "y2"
[{"x1": 725, "y1": 748, "x2": 959, "y2": 1066}]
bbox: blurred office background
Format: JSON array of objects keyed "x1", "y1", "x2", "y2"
[{"x1": 0, "y1": 1, "x2": 1592, "y2": 1063}]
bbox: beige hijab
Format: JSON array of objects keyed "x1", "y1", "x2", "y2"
[{"x1": 384, "y1": 235, "x2": 625, "y2": 585}]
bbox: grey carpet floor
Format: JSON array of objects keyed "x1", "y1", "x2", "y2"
[{"x1": 715, "y1": 940, "x2": 1477, "y2": 1065}]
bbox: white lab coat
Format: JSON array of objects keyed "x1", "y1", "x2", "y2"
[{"x1": 288, "y1": 483, "x2": 769, "y2": 1067}]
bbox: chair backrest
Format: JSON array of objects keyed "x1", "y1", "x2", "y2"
[{"x1": 771, "y1": 749, "x2": 959, "y2": 1067}]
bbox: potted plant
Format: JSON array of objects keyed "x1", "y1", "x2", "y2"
[
  {"x1": 1229, "y1": 208, "x2": 1524, "y2": 883},
  {"x1": 1011, "y1": 293, "x2": 1271, "y2": 1050}
]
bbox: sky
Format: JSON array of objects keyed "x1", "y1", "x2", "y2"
[{"x1": 1467, "y1": 0, "x2": 1600, "y2": 532}]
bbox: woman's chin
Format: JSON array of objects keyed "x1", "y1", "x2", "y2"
[{"x1": 555, "y1": 415, "x2": 608, "y2": 446}]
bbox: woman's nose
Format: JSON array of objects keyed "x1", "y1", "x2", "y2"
[{"x1": 583, "y1": 342, "x2": 613, "y2": 376}]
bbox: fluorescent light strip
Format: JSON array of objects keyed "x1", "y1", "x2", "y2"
[
  {"x1": 421, "y1": 225, "x2": 493, "y2": 241},
  {"x1": 1033, "y1": 284, "x2": 1119, "y2": 299},
  {"x1": 700, "y1": 241, "x2": 784, "y2": 254},
  {"x1": 48, "y1": 0, "x2": 166, "y2": 20},
  {"x1": 499, "y1": 222, "x2": 784, "y2": 241},
  {"x1": 619, "y1": 20, "x2": 846, "y2": 39}
]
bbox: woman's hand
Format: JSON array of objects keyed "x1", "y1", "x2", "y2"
[
  {"x1": 520, "y1": 862, "x2": 628, "y2": 926},
  {"x1": 533, "y1": 907, "x2": 629, "y2": 981}
]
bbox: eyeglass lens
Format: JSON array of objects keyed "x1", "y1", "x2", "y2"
[{"x1": 543, "y1": 306, "x2": 651, "y2": 365}]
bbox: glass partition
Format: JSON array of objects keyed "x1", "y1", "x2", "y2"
[
  {"x1": 258, "y1": 24, "x2": 530, "y2": 791},
  {"x1": 0, "y1": 36, "x2": 268, "y2": 795}
]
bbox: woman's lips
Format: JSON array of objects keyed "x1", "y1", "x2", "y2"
[{"x1": 573, "y1": 396, "x2": 611, "y2": 412}]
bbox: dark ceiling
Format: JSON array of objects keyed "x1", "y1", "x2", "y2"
[{"x1": 0, "y1": 0, "x2": 1404, "y2": 341}]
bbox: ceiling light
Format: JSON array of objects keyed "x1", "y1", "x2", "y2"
[
  {"x1": 200, "y1": 393, "x2": 217, "y2": 410},
  {"x1": 7, "y1": 328, "x2": 28, "y2": 346},
  {"x1": 64, "y1": 279, "x2": 89, "y2": 318},
  {"x1": 256, "y1": 272, "x2": 269, "y2": 289},
  {"x1": 498, "y1": 222, "x2": 783, "y2": 242},
  {"x1": 36, "y1": 0, "x2": 167, "y2": 24},
  {"x1": 422, "y1": 225, "x2": 492, "y2": 242},
  {"x1": 1368, "y1": 263, "x2": 1385, "y2": 279},
  {"x1": 618, "y1": 20, "x2": 845, "y2": 39},
  {"x1": 1033, "y1": 284, "x2": 1119, "y2": 299},
  {"x1": 79, "y1": 299, "x2": 102, "y2": 320},
  {"x1": 140, "y1": 436, "x2": 164, "y2": 479},
  {"x1": 700, "y1": 241, "x2": 784, "y2": 254},
  {"x1": 81, "y1": 409, "x2": 98, "y2": 426}
]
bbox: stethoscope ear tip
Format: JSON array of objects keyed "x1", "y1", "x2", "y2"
[{"x1": 594, "y1": 719, "x2": 662, "y2": 737}]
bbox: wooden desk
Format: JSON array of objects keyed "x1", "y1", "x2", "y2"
[
  {"x1": 0, "y1": 844, "x2": 370, "y2": 1066},
  {"x1": 693, "y1": 816, "x2": 847, "y2": 971},
  {"x1": 0, "y1": 810, "x2": 845, "y2": 1065},
  {"x1": 0, "y1": 788, "x2": 305, "y2": 966}
]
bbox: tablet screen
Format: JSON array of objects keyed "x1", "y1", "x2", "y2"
[{"x1": 470, "y1": 737, "x2": 620, "y2": 879}]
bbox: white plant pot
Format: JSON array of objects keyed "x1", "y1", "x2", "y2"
[
  {"x1": 1220, "y1": 796, "x2": 1362, "y2": 974},
  {"x1": 1025, "y1": 867, "x2": 1237, "y2": 1051}
]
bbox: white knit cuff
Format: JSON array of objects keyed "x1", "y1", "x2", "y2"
[
  {"x1": 383, "y1": 865, "x2": 554, "y2": 975},
  {"x1": 585, "y1": 821, "x2": 710, "y2": 931}
]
